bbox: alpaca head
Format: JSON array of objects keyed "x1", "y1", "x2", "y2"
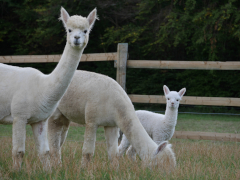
[
  {"x1": 59, "y1": 7, "x2": 97, "y2": 49},
  {"x1": 150, "y1": 141, "x2": 176, "y2": 170},
  {"x1": 163, "y1": 85, "x2": 186, "y2": 109}
]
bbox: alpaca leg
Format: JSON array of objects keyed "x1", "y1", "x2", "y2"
[
  {"x1": 12, "y1": 118, "x2": 26, "y2": 171},
  {"x1": 60, "y1": 120, "x2": 70, "y2": 147},
  {"x1": 118, "y1": 134, "x2": 130, "y2": 157},
  {"x1": 118, "y1": 130, "x2": 123, "y2": 143},
  {"x1": 81, "y1": 123, "x2": 97, "y2": 169},
  {"x1": 31, "y1": 120, "x2": 51, "y2": 171},
  {"x1": 48, "y1": 116, "x2": 62, "y2": 165},
  {"x1": 104, "y1": 126, "x2": 119, "y2": 167},
  {"x1": 126, "y1": 145, "x2": 137, "y2": 161},
  {"x1": 48, "y1": 111, "x2": 70, "y2": 165}
]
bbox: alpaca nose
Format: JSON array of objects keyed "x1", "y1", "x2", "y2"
[
  {"x1": 74, "y1": 36, "x2": 80, "y2": 39},
  {"x1": 171, "y1": 102, "x2": 174, "y2": 105}
]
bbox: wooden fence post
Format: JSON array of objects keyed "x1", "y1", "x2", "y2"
[
  {"x1": 116, "y1": 43, "x2": 128, "y2": 142},
  {"x1": 116, "y1": 43, "x2": 128, "y2": 90}
]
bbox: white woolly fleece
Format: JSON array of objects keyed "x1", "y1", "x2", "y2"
[
  {"x1": 118, "y1": 85, "x2": 186, "y2": 161},
  {"x1": 0, "y1": 7, "x2": 96, "y2": 171},
  {"x1": 48, "y1": 72, "x2": 177, "y2": 169},
  {"x1": 67, "y1": 16, "x2": 89, "y2": 29}
]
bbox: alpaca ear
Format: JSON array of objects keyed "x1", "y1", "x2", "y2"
[
  {"x1": 163, "y1": 85, "x2": 170, "y2": 96},
  {"x1": 178, "y1": 88, "x2": 186, "y2": 98},
  {"x1": 155, "y1": 141, "x2": 168, "y2": 155},
  {"x1": 87, "y1": 8, "x2": 98, "y2": 31},
  {"x1": 60, "y1": 7, "x2": 70, "y2": 28}
]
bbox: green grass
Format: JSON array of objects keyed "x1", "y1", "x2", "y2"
[
  {"x1": 0, "y1": 113, "x2": 239, "y2": 179},
  {"x1": 66, "y1": 126, "x2": 105, "y2": 142},
  {"x1": 0, "y1": 113, "x2": 239, "y2": 142},
  {"x1": 0, "y1": 125, "x2": 34, "y2": 137},
  {"x1": 176, "y1": 114, "x2": 240, "y2": 133},
  {"x1": 0, "y1": 125, "x2": 105, "y2": 142},
  {"x1": 0, "y1": 138, "x2": 239, "y2": 180}
]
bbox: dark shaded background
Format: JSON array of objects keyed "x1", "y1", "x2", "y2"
[{"x1": 0, "y1": 0, "x2": 240, "y2": 100}]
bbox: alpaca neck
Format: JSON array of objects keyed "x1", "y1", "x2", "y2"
[
  {"x1": 164, "y1": 106, "x2": 178, "y2": 128},
  {"x1": 45, "y1": 43, "x2": 84, "y2": 101},
  {"x1": 117, "y1": 107, "x2": 157, "y2": 160}
]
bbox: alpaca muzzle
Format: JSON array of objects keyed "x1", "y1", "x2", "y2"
[{"x1": 74, "y1": 39, "x2": 80, "y2": 46}]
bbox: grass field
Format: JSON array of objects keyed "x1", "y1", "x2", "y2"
[
  {"x1": 1, "y1": 114, "x2": 239, "y2": 141},
  {"x1": 0, "y1": 113, "x2": 239, "y2": 179},
  {"x1": 176, "y1": 114, "x2": 240, "y2": 133}
]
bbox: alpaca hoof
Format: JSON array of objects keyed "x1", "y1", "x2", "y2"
[
  {"x1": 43, "y1": 166, "x2": 52, "y2": 173},
  {"x1": 12, "y1": 165, "x2": 21, "y2": 172},
  {"x1": 42, "y1": 162, "x2": 52, "y2": 173},
  {"x1": 50, "y1": 157, "x2": 62, "y2": 168},
  {"x1": 128, "y1": 156, "x2": 136, "y2": 162},
  {"x1": 81, "y1": 153, "x2": 92, "y2": 170},
  {"x1": 80, "y1": 160, "x2": 89, "y2": 170},
  {"x1": 110, "y1": 158, "x2": 119, "y2": 170}
]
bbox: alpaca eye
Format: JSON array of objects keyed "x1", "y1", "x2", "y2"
[
  {"x1": 177, "y1": 99, "x2": 179, "y2": 101},
  {"x1": 84, "y1": 30, "x2": 87, "y2": 33},
  {"x1": 68, "y1": 29, "x2": 72, "y2": 33},
  {"x1": 167, "y1": 98, "x2": 170, "y2": 100}
]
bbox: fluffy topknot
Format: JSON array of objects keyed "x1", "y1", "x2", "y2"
[{"x1": 66, "y1": 15, "x2": 89, "y2": 29}]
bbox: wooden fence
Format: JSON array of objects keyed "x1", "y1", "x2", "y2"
[
  {"x1": 173, "y1": 131, "x2": 240, "y2": 142},
  {"x1": 0, "y1": 53, "x2": 117, "y2": 63},
  {"x1": 114, "y1": 44, "x2": 240, "y2": 108},
  {"x1": 1, "y1": 43, "x2": 239, "y2": 142}
]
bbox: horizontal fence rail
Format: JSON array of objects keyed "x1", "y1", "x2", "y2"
[
  {"x1": 128, "y1": 95, "x2": 240, "y2": 107},
  {"x1": 0, "y1": 53, "x2": 117, "y2": 63},
  {"x1": 1, "y1": 44, "x2": 239, "y2": 142},
  {"x1": 126, "y1": 60, "x2": 240, "y2": 70},
  {"x1": 173, "y1": 131, "x2": 240, "y2": 142}
]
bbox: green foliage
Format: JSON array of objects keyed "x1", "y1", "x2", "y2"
[
  {"x1": 103, "y1": 0, "x2": 240, "y2": 61},
  {"x1": 103, "y1": 0, "x2": 240, "y2": 97},
  {"x1": 0, "y1": 0, "x2": 240, "y2": 98}
]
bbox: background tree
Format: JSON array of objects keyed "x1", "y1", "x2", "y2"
[{"x1": 0, "y1": 0, "x2": 239, "y2": 98}]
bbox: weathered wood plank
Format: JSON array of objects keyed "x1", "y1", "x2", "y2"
[
  {"x1": 173, "y1": 131, "x2": 240, "y2": 142},
  {"x1": 126, "y1": 60, "x2": 240, "y2": 70},
  {"x1": 116, "y1": 43, "x2": 128, "y2": 141},
  {"x1": 128, "y1": 95, "x2": 240, "y2": 107},
  {"x1": 81, "y1": 53, "x2": 117, "y2": 62},
  {"x1": 0, "y1": 53, "x2": 117, "y2": 63},
  {"x1": 116, "y1": 43, "x2": 128, "y2": 90}
]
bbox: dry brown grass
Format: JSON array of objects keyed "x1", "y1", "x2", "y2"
[{"x1": 0, "y1": 137, "x2": 239, "y2": 180}]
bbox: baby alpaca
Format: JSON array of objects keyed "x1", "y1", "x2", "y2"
[
  {"x1": 119, "y1": 85, "x2": 186, "y2": 160},
  {"x1": 0, "y1": 7, "x2": 96, "y2": 171}
]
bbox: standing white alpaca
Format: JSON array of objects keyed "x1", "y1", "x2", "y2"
[
  {"x1": 0, "y1": 7, "x2": 97, "y2": 170},
  {"x1": 48, "y1": 71, "x2": 176, "y2": 169},
  {"x1": 119, "y1": 85, "x2": 186, "y2": 160}
]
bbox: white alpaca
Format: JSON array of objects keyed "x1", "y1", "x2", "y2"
[
  {"x1": 0, "y1": 7, "x2": 97, "y2": 170},
  {"x1": 48, "y1": 71, "x2": 176, "y2": 169},
  {"x1": 119, "y1": 85, "x2": 186, "y2": 160},
  {"x1": 145, "y1": 142, "x2": 176, "y2": 169}
]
